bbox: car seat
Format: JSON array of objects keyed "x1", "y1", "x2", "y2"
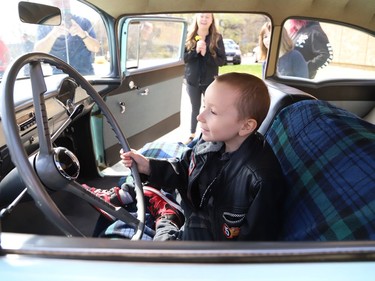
[
  {"x1": 266, "y1": 100, "x2": 375, "y2": 240},
  {"x1": 364, "y1": 106, "x2": 375, "y2": 125},
  {"x1": 259, "y1": 81, "x2": 316, "y2": 136}
]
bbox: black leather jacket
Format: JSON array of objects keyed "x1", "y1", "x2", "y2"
[
  {"x1": 147, "y1": 133, "x2": 286, "y2": 241},
  {"x1": 184, "y1": 34, "x2": 226, "y2": 88}
]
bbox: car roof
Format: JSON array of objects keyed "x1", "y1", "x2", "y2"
[{"x1": 88, "y1": 0, "x2": 375, "y2": 32}]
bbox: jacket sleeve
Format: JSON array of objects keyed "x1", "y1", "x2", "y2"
[
  {"x1": 206, "y1": 35, "x2": 226, "y2": 67},
  {"x1": 307, "y1": 27, "x2": 332, "y2": 72},
  {"x1": 146, "y1": 149, "x2": 193, "y2": 194},
  {"x1": 238, "y1": 176, "x2": 286, "y2": 241},
  {"x1": 184, "y1": 46, "x2": 198, "y2": 63}
]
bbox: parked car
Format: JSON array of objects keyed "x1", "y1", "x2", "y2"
[
  {"x1": 0, "y1": 0, "x2": 374, "y2": 280},
  {"x1": 224, "y1": 39, "x2": 242, "y2": 64},
  {"x1": 252, "y1": 45, "x2": 260, "y2": 63},
  {"x1": 223, "y1": 38, "x2": 240, "y2": 49}
]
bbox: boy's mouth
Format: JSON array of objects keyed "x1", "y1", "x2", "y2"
[{"x1": 200, "y1": 127, "x2": 209, "y2": 134}]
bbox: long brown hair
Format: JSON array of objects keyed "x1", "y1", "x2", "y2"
[
  {"x1": 185, "y1": 13, "x2": 221, "y2": 58},
  {"x1": 279, "y1": 27, "x2": 294, "y2": 57},
  {"x1": 258, "y1": 22, "x2": 271, "y2": 62}
]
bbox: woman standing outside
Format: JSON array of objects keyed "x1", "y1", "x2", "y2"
[
  {"x1": 259, "y1": 22, "x2": 308, "y2": 79},
  {"x1": 288, "y1": 19, "x2": 333, "y2": 79},
  {"x1": 184, "y1": 13, "x2": 226, "y2": 144}
]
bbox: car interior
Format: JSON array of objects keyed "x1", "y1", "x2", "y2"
[{"x1": 0, "y1": 0, "x2": 374, "y2": 275}]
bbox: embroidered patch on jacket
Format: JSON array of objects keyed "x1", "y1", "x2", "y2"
[
  {"x1": 222, "y1": 223, "x2": 240, "y2": 239},
  {"x1": 222, "y1": 212, "x2": 245, "y2": 239}
]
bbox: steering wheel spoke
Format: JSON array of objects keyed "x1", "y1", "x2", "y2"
[
  {"x1": 67, "y1": 181, "x2": 142, "y2": 227},
  {"x1": 30, "y1": 61, "x2": 54, "y2": 156}
]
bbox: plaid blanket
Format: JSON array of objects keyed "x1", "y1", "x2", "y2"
[
  {"x1": 139, "y1": 141, "x2": 190, "y2": 159},
  {"x1": 266, "y1": 100, "x2": 375, "y2": 240},
  {"x1": 118, "y1": 141, "x2": 189, "y2": 187}
]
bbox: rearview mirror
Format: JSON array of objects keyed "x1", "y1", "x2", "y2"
[{"x1": 18, "y1": 1, "x2": 61, "y2": 26}]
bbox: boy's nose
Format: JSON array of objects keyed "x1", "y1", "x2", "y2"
[{"x1": 196, "y1": 112, "x2": 204, "y2": 122}]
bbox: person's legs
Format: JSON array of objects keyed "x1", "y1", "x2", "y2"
[
  {"x1": 99, "y1": 213, "x2": 156, "y2": 240},
  {"x1": 143, "y1": 186, "x2": 185, "y2": 241},
  {"x1": 83, "y1": 183, "x2": 184, "y2": 240},
  {"x1": 82, "y1": 184, "x2": 135, "y2": 221},
  {"x1": 186, "y1": 83, "x2": 202, "y2": 136},
  {"x1": 153, "y1": 217, "x2": 181, "y2": 241},
  {"x1": 93, "y1": 215, "x2": 113, "y2": 237}
]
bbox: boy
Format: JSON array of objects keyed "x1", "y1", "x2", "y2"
[{"x1": 121, "y1": 72, "x2": 286, "y2": 241}]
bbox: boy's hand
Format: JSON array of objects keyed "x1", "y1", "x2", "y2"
[{"x1": 120, "y1": 149, "x2": 151, "y2": 175}]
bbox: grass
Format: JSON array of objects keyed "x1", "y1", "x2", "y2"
[{"x1": 219, "y1": 63, "x2": 262, "y2": 78}]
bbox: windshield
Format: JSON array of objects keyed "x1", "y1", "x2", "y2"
[{"x1": 0, "y1": 0, "x2": 110, "y2": 79}]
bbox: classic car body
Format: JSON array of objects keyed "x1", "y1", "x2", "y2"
[{"x1": 0, "y1": 0, "x2": 374, "y2": 279}]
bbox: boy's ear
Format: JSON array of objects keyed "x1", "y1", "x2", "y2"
[{"x1": 239, "y1": 118, "x2": 257, "y2": 136}]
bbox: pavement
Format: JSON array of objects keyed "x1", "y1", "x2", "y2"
[{"x1": 156, "y1": 81, "x2": 200, "y2": 144}]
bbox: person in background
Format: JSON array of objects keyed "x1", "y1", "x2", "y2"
[
  {"x1": 258, "y1": 22, "x2": 308, "y2": 79},
  {"x1": 22, "y1": 34, "x2": 34, "y2": 76},
  {"x1": 128, "y1": 21, "x2": 154, "y2": 59},
  {"x1": 22, "y1": 33, "x2": 34, "y2": 53},
  {"x1": 258, "y1": 21, "x2": 270, "y2": 76},
  {"x1": 121, "y1": 72, "x2": 286, "y2": 241},
  {"x1": 34, "y1": 2, "x2": 100, "y2": 75},
  {"x1": 183, "y1": 13, "x2": 226, "y2": 144},
  {"x1": 288, "y1": 19, "x2": 333, "y2": 79},
  {"x1": 0, "y1": 39, "x2": 10, "y2": 77}
]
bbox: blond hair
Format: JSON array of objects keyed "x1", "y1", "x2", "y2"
[
  {"x1": 259, "y1": 23, "x2": 294, "y2": 59},
  {"x1": 279, "y1": 27, "x2": 294, "y2": 57}
]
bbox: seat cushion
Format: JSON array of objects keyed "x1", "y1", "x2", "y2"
[
  {"x1": 364, "y1": 107, "x2": 375, "y2": 124},
  {"x1": 266, "y1": 100, "x2": 375, "y2": 240},
  {"x1": 259, "y1": 81, "x2": 315, "y2": 135}
]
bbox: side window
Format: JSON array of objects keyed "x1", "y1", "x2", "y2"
[
  {"x1": 279, "y1": 19, "x2": 375, "y2": 80},
  {"x1": 120, "y1": 18, "x2": 186, "y2": 71}
]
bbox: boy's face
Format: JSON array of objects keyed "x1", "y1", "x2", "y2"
[{"x1": 197, "y1": 80, "x2": 247, "y2": 151}]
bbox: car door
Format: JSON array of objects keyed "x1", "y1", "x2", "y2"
[{"x1": 98, "y1": 17, "x2": 187, "y2": 167}]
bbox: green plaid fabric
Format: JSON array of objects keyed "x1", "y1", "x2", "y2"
[
  {"x1": 266, "y1": 100, "x2": 375, "y2": 241},
  {"x1": 117, "y1": 141, "x2": 189, "y2": 188},
  {"x1": 139, "y1": 141, "x2": 189, "y2": 159}
]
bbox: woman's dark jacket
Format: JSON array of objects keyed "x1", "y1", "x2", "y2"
[
  {"x1": 292, "y1": 21, "x2": 333, "y2": 79},
  {"x1": 146, "y1": 133, "x2": 286, "y2": 241},
  {"x1": 184, "y1": 34, "x2": 226, "y2": 88}
]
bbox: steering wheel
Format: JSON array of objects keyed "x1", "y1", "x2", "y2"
[{"x1": 0, "y1": 53, "x2": 145, "y2": 240}]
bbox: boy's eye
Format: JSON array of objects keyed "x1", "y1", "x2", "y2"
[{"x1": 202, "y1": 105, "x2": 217, "y2": 115}]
